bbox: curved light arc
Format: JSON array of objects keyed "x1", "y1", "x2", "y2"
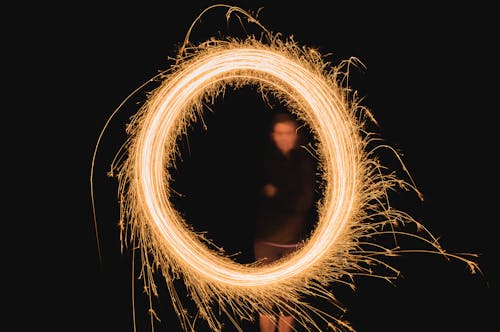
[{"x1": 135, "y1": 47, "x2": 358, "y2": 286}]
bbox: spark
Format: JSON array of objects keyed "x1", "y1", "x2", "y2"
[{"x1": 91, "y1": 5, "x2": 480, "y2": 332}]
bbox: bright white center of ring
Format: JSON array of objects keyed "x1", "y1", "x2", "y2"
[{"x1": 135, "y1": 47, "x2": 358, "y2": 287}]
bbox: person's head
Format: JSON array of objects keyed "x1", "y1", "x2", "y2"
[{"x1": 269, "y1": 112, "x2": 300, "y2": 155}]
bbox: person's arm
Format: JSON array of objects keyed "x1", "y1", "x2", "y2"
[{"x1": 294, "y1": 151, "x2": 315, "y2": 212}]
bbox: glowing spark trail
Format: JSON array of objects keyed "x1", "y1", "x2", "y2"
[{"x1": 91, "y1": 5, "x2": 480, "y2": 332}]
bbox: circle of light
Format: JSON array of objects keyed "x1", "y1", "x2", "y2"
[{"x1": 133, "y1": 46, "x2": 359, "y2": 287}]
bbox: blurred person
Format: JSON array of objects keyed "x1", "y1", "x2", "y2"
[{"x1": 253, "y1": 111, "x2": 316, "y2": 332}]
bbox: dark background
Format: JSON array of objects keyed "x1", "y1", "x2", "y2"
[{"x1": 16, "y1": 1, "x2": 496, "y2": 331}]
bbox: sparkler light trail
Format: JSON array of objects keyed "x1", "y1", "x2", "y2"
[{"x1": 91, "y1": 5, "x2": 480, "y2": 332}]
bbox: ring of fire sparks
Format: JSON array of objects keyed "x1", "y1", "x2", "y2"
[
  {"x1": 136, "y1": 45, "x2": 359, "y2": 283},
  {"x1": 115, "y1": 38, "x2": 407, "y2": 331},
  {"x1": 92, "y1": 6, "x2": 479, "y2": 332}
]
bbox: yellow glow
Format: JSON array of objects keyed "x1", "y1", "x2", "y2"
[{"x1": 90, "y1": 5, "x2": 480, "y2": 332}]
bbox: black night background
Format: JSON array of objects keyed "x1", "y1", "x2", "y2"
[{"x1": 14, "y1": 1, "x2": 496, "y2": 331}]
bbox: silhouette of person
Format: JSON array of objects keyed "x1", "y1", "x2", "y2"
[{"x1": 253, "y1": 111, "x2": 316, "y2": 332}]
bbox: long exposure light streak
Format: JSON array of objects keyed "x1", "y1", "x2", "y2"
[{"x1": 91, "y1": 5, "x2": 480, "y2": 332}]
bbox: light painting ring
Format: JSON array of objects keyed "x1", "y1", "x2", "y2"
[{"x1": 133, "y1": 45, "x2": 360, "y2": 287}]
